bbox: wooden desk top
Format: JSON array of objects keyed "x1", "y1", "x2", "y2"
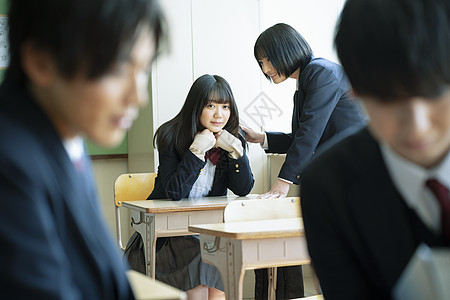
[
  {"x1": 126, "y1": 270, "x2": 186, "y2": 300},
  {"x1": 122, "y1": 194, "x2": 259, "y2": 213},
  {"x1": 189, "y1": 217, "x2": 305, "y2": 239}
]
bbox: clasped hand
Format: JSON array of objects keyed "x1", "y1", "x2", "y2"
[{"x1": 190, "y1": 129, "x2": 243, "y2": 160}]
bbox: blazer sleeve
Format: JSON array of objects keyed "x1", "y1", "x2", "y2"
[
  {"x1": 268, "y1": 64, "x2": 346, "y2": 184},
  {"x1": 150, "y1": 144, "x2": 207, "y2": 200},
  {"x1": 223, "y1": 136, "x2": 254, "y2": 196}
]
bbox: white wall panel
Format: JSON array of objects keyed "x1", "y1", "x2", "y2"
[
  {"x1": 191, "y1": 0, "x2": 267, "y2": 193},
  {"x1": 152, "y1": 0, "x2": 194, "y2": 130}
]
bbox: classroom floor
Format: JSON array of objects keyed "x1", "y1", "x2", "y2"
[{"x1": 242, "y1": 264, "x2": 319, "y2": 299}]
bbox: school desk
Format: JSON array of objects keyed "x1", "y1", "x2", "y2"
[
  {"x1": 122, "y1": 194, "x2": 258, "y2": 278},
  {"x1": 126, "y1": 270, "x2": 186, "y2": 300},
  {"x1": 189, "y1": 217, "x2": 311, "y2": 300}
]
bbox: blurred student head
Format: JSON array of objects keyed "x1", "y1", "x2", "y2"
[
  {"x1": 7, "y1": 0, "x2": 166, "y2": 147},
  {"x1": 335, "y1": 0, "x2": 450, "y2": 168}
]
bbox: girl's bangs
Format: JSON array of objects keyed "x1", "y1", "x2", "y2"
[{"x1": 208, "y1": 86, "x2": 232, "y2": 104}]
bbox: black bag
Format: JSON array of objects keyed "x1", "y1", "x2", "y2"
[{"x1": 123, "y1": 231, "x2": 146, "y2": 274}]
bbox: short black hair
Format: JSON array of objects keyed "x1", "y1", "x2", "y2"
[
  {"x1": 335, "y1": 0, "x2": 450, "y2": 101},
  {"x1": 254, "y1": 23, "x2": 313, "y2": 81},
  {"x1": 154, "y1": 74, "x2": 240, "y2": 156},
  {"x1": 6, "y1": 0, "x2": 166, "y2": 82}
]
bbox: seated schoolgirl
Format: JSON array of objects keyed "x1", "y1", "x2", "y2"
[{"x1": 149, "y1": 74, "x2": 255, "y2": 299}]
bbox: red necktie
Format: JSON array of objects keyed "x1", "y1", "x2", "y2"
[
  {"x1": 426, "y1": 178, "x2": 450, "y2": 241},
  {"x1": 205, "y1": 148, "x2": 221, "y2": 165}
]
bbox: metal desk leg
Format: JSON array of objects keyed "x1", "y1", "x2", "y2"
[
  {"x1": 131, "y1": 211, "x2": 156, "y2": 278},
  {"x1": 144, "y1": 213, "x2": 156, "y2": 278},
  {"x1": 200, "y1": 236, "x2": 245, "y2": 300},
  {"x1": 267, "y1": 267, "x2": 277, "y2": 300}
]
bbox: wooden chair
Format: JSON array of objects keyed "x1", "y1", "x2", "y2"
[
  {"x1": 114, "y1": 173, "x2": 157, "y2": 249},
  {"x1": 224, "y1": 197, "x2": 301, "y2": 299}
]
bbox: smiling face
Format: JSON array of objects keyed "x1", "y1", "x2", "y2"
[
  {"x1": 30, "y1": 28, "x2": 155, "y2": 148},
  {"x1": 258, "y1": 57, "x2": 288, "y2": 84},
  {"x1": 200, "y1": 101, "x2": 231, "y2": 133},
  {"x1": 362, "y1": 89, "x2": 450, "y2": 168}
]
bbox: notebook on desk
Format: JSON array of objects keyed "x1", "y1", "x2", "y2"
[{"x1": 393, "y1": 243, "x2": 450, "y2": 300}]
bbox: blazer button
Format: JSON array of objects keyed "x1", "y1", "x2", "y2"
[
  {"x1": 235, "y1": 170, "x2": 240, "y2": 173},
  {"x1": 235, "y1": 164, "x2": 239, "y2": 168},
  {"x1": 296, "y1": 175, "x2": 300, "y2": 179}
]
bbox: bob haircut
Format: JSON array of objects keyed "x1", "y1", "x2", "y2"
[
  {"x1": 154, "y1": 74, "x2": 241, "y2": 156},
  {"x1": 254, "y1": 23, "x2": 313, "y2": 82},
  {"x1": 7, "y1": 0, "x2": 166, "y2": 82},
  {"x1": 335, "y1": 0, "x2": 450, "y2": 101}
]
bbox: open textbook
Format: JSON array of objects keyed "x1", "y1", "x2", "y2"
[{"x1": 393, "y1": 243, "x2": 450, "y2": 300}]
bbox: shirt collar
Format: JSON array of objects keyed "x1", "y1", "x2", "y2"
[
  {"x1": 380, "y1": 144, "x2": 450, "y2": 207},
  {"x1": 63, "y1": 136, "x2": 85, "y2": 162}
]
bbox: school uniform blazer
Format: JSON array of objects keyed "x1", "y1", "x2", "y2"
[
  {"x1": 266, "y1": 57, "x2": 366, "y2": 184},
  {"x1": 0, "y1": 79, "x2": 134, "y2": 299},
  {"x1": 300, "y1": 127, "x2": 448, "y2": 300},
  {"x1": 148, "y1": 137, "x2": 254, "y2": 200}
]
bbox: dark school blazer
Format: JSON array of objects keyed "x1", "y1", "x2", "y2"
[
  {"x1": 0, "y1": 79, "x2": 134, "y2": 299},
  {"x1": 266, "y1": 57, "x2": 366, "y2": 184},
  {"x1": 148, "y1": 136, "x2": 254, "y2": 200},
  {"x1": 300, "y1": 127, "x2": 448, "y2": 300}
]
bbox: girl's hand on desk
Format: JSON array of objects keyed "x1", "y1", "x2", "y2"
[
  {"x1": 258, "y1": 179, "x2": 290, "y2": 199},
  {"x1": 215, "y1": 130, "x2": 244, "y2": 159},
  {"x1": 189, "y1": 129, "x2": 216, "y2": 160}
]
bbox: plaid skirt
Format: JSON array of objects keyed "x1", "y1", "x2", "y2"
[{"x1": 155, "y1": 235, "x2": 224, "y2": 292}]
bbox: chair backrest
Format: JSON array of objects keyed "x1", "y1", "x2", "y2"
[
  {"x1": 114, "y1": 173, "x2": 157, "y2": 207},
  {"x1": 223, "y1": 197, "x2": 301, "y2": 222},
  {"x1": 114, "y1": 173, "x2": 157, "y2": 249}
]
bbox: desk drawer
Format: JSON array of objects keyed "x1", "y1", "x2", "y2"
[{"x1": 156, "y1": 210, "x2": 224, "y2": 236}]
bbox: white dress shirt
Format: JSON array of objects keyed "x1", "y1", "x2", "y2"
[
  {"x1": 380, "y1": 143, "x2": 450, "y2": 234},
  {"x1": 189, "y1": 159, "x2": 216, "y2": 198}
]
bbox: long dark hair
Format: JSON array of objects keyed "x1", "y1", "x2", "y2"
[
  {"x1": 154, "y1": 74, "x2": 240, "y2": 155},
  {"x1": 254, "y1": 23, "x2": 313, "y2": 81}
]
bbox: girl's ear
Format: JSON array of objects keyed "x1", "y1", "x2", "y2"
[{"x1": 20, "y1": 41, "x2": 57, "y2": 87}]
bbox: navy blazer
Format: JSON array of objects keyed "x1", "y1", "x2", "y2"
[
  {"x1": 148, "y1": 136, "x2": 254, "y2": 200},
  {"x1": 0, "y1": 80, "x2": 134, "y2": 299},
  {"x1": 300, "y1": 128, "x2": 448, "y2": 300},
  {"x1": 266, "y1": 57, "x2": 366, "y2": 184}
]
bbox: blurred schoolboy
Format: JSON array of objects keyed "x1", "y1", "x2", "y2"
[
  {"x1": 0, "y1": 0, "x2": 165, "y2": 298},
  {"x1": 301, "y1": 0, "x2": 450, "y2": 299}
]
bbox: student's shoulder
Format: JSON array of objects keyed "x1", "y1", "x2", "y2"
[
  {"x1": 305, "y1": 57, "x2": 343, "y2": 73},
  {"x1": 301, "y1": 58, "x2": 347, "y2": 85},
  {"x1": 0, "y1": 86, "x2": 62, "y2": 181}
]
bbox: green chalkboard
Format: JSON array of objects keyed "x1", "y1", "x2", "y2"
[{"x1": 85, "y1": 136, "x2": 128, "y2": 156}]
